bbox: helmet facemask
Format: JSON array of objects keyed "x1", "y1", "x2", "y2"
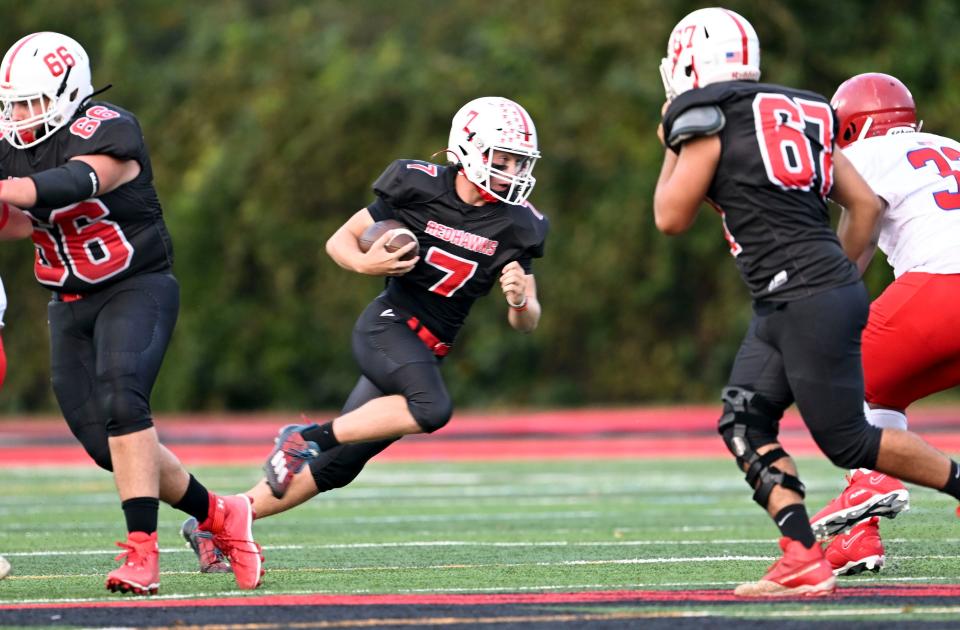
[
  {"x1": 0, "y1": 32, "x2": 94, "y2": 149},
  {"x1": 448, "y1": 97, "x2": 541, "y2": 205}
]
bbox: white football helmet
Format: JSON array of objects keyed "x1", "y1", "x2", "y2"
[
  {"x1": 660, "y1": 8, "x2": 761, "y2": 100},
  {"x1": 0, "y1": 32, "x2": 93, "y2": 148},
  {"x1": 447, "y1": 96, "x2": 540, "y2": 204}
]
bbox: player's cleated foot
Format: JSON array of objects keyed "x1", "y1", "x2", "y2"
[
  {"x1": 824, "y1": 517, "x2": 884, "y2": 576},
  {"x1": 263, "y1": 423, "x2": 320, "y2": 499},
  {"x1": 198, "y1": 494, "x2": 263, "y2": 589},
  {"x1": 181, "y1": 516, "x2": 232, "y2": 573},
  {"x1": 810, "y1": 470, "x2": 909, "y2": 540},
  {"x1": 105, "y1": 531, "x2": 160, "y2": 595},
  {"x1": 734, "y1": 537, "x2": 836, "y2": 598}
]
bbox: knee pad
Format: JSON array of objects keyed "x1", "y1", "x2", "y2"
[
  {"x1": 98, "y1": 379, "x2": 153, "y2": 436},
  {"x1": 408, "y1": 396, "x2": 453, "y2": 434},
  {"x1": 309, "y1": 440, "x2": 396, "y2": 492},
  {"x1": 73, "y1": 427, "x2": 113, "y2": 471},
  {"x1": 810, "y1": 421, "x2": 882, "y2": 470},
  {"x1": 718, "y1": 386, "x2": 805, "y2": 508}
]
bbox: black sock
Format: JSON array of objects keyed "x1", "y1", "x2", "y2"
[
  {"x1": 773, "y1": 504, "x2": 816, "y2": 549},
  {"x1": 172, "y1": 474, "x2": 210, "y2": 522},
  {"x1": 941, "y1": 460, "x2": 960, "y2": 501},
  {"x1": 122, "y1": 497, "x2": 159, "y2": 535},
  {"x1": 301, "y1": 421, "x2": 340, "y2": 451}
]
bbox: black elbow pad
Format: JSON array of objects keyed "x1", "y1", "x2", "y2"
[{"x1": 29, "y1": 160, "x2": 100, "y2": 209}]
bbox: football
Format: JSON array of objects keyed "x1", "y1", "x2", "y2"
[{"x1": 358, "y1": 219, "x2": 419, "y2": 261}]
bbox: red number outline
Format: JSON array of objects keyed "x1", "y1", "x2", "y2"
[
  {"x1": 33, "y1": 200, "x2": 135, "y2": 285},
  {"x1": 405, "y1": 163, "x2": 438, "y2": 177},
  {"x1": 424, "y1": 246, "x2": 478, "y2": 297},
  {"x1": 42, "y1": 46, "x2": 76, "y2": 78},
  {"x1": 753, "y1": 93, "x2": 834, "y2": 195},
  {"x1": 907, "y1": 146, "x2": 960, "y2": 210},
  {"x1": 69, "y1": 105, "x2": 121, "y2": 140},
  {"x1": 32, "y1": 227, "x2": 69, "y2": 286}
]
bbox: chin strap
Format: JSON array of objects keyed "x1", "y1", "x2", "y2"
[{"x1": 474, "y1": 183, "x2": 498, "y2": 203}]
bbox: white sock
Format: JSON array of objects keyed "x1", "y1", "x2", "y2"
[{"x1": 865, "y1": 405, "x2": 908, "y2": 431}]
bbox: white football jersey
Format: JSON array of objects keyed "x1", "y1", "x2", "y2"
[{"x1": 844, "y1": 131, "x2": 960, "y2": 278}]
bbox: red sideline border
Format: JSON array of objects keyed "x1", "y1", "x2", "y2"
[
  {"x1": 3, "y1": 405, "x2": 960, "y2": 465},
  {"x1": 5, "y1": 585, "x2": 960, "y2": 610}
]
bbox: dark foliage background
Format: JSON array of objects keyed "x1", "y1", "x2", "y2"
[{"x1": 2, "y1": 1, "x2": 957, "y2": 412}]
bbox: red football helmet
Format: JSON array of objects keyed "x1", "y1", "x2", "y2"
[{"x1": 831, "y1": 72, "x2": 918, "y2": 148}]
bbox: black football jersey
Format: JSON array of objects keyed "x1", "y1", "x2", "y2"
[
  {"x1": 0, "y1": 100, "x2": 173, "y2": 293},
  {"x1": 367, "y1": 159, "x2": 549, "y2": 342},
  {"x1": 663, "y1": 81, "x2": 860, "y2": 301}
]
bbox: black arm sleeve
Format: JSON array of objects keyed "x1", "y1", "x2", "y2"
[{"x1": 27, "y1": 160, "x2": 100, "y2": 218}]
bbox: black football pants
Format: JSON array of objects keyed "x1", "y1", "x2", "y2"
[
  {"x1": 308, "y1": 294, "x2": 452, "y2": 491},
  {"x1": 48, "y1": 272, "x2": 179, "y2": 471},
  {"x1": 724, "y1": 281, "x2": 883, "y2": 469}
]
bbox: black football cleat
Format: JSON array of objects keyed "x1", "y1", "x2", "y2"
[
  {"x1": 263, "y1": 424, "x2": 320, "y2": 499},
  {"x1": 181, "y1": 516, "x2": 232, "y2": 573}
]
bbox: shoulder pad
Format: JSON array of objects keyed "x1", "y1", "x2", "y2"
[
  {"x1": 666, "y1": 105, "x2": 725, "y2": 150},
  {"x1": 64, "y1": 103, "x2": 144, "y2": 162},
  {"x1": 373, "y1": 159, "x2": 447, "y2": 208}
]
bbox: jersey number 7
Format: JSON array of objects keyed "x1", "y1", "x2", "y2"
[{"x1": 425, "y1": 246, "x2": 478, "y2": 297}]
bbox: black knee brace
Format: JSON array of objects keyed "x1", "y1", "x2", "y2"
[{"x1": 718, "y1": 386, "x2": 805, "y2": 508}]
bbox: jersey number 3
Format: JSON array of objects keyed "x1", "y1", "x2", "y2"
[
  {"x1": 907, "y1": 146, "x2": 960, "y2": 210},
  {"x1": 753, "y1": 94, "x2": 834, "y2": 196}
]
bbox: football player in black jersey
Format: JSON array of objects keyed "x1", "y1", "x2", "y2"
[
  {"x1": 655, "y1": 8, "x2": 960, "y2": 597},
  {"x1": 0, "y1": 32, "x2": 262, "y2": 593},
  {"x1": 181, "y1": 97, "x2": 547, "y2": 562}
]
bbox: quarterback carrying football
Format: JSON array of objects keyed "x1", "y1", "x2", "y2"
[{"x1": 182, "y1": 96, "x2": 548, "y2": 566}]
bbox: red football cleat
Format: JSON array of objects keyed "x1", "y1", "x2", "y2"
[
  {"x1": 105, "y1": 531, "x2": 160, "y2": 595},
  {"x1": 824, "y1": 517, "x2": 884, "y2": 576},
  {"x1": 263, "y1": 423, "x2": 320, "y2": 499},
  {"x1": 198, "y1": 494, "x2": 263, "y2": 589},
  {"x1": 734, "y1": 537, "x2": 836, "y2": 597},
  {"x1": 810, "y1": 470, "x2": 909, "y2": 540}
]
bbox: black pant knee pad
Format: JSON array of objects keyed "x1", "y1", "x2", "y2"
[
  {"x1": 309, "y1": 440, "x2": 397, "y2": 492},
  {"x1": 83, "y1": 441, "x2": 114, "y2": 472},
  {"x1": 409, "y1": 397, "x2": 453, "y2": 434},
  {"x1": 811, "y1": 422, "x2": 882, "y2": 470},
  {"x1": 309, "y1": 448, "x2": 366, "y2": 492},
  {"x1": 99, "y1": 389, "x2": 154, "y2": 436}
]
